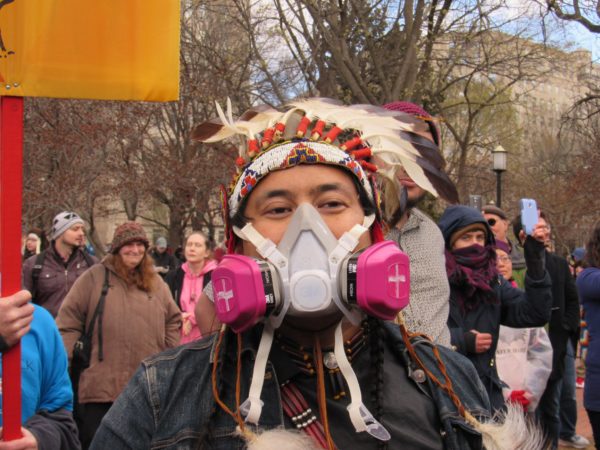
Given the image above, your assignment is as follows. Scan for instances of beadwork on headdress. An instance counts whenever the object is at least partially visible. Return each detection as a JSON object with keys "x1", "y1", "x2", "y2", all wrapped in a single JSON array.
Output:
[{"x1": 192, "y1": 97, "x2": 458, "y2": 219}]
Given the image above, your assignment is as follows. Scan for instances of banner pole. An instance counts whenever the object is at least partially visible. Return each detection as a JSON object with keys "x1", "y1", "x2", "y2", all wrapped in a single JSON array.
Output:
[{"x1": 0, "y1": 95, "x2": 24, "y2": 441}]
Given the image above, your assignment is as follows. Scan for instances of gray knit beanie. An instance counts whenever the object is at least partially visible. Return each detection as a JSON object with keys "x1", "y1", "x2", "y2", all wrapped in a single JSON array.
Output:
[{"x1": 51, "y1": 211, "x2": 84, "y2": 240}]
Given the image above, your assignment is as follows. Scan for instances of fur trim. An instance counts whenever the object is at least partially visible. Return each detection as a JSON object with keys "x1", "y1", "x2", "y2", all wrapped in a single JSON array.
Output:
[
  {"x1": 234, "y1": 405, "x2": 546, "y2": 450},
  {"x1": 236, "y1": 426, "x2": 321, "y2": 450},
  {"x1": 469, "y1": 404, "x2": 548, "y2": 450}
]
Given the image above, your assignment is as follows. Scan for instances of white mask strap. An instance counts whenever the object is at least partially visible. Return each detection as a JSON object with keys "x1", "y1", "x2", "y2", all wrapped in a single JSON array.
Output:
[
  {"x1": 234, "y1": 224, "x2": 287, "y2": 266},
  {"x1": 328, "y1": 213, "x2": 376, "y2": 325},
  {"x1": 240, "y1": 322, "x2": 275, "y2": 425},
  {"x1": 234, "y1": 223, "x2": 291, "y2": 328},
  {"x1": 333, "y1": 322, "x2": 391, "y2": 441}
]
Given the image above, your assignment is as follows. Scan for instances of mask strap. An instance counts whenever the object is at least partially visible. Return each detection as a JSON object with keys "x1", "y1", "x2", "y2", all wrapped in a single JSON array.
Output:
[
  {"x1": 233, "y1": 224, "x2": 286, "y2": 264},
  {"x1": 328, "y1": 213, "x2": 376, "y2": 325},
  {"x1": 234, "y1": 223, "x2": 291, "y2": 328},
  {"x1": 239, "y1": 321, "x2": 275, "y2": 425},
  {"x1": 333, "y1": 322, "x2": 391, "y2": 442},
  {"x1": 332, "y1": 213, "x2": 376, "y2": 255},
  {"x1": 362, "y1": 213, "x2": 376, "y2": 230}
]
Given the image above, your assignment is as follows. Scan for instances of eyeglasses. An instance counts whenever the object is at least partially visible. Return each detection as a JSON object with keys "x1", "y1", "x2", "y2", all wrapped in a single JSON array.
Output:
[
  {"x1": 487, "y1": 218, "x2": 497, "y2": 227},
  {"x1": 497, "y1": 256, "x2": 511, "y2": 264}
]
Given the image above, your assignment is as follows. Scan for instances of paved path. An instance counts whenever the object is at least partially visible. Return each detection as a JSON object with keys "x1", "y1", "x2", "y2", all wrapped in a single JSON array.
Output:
[{"x1": 559, "y1": 386, "x2": 595, "y2": 449}]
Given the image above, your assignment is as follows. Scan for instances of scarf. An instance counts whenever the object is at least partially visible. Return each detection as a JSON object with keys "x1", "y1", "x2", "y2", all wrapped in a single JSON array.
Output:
[{"x1": 445, "y1": 244, "x2": 499, "y2": 313}]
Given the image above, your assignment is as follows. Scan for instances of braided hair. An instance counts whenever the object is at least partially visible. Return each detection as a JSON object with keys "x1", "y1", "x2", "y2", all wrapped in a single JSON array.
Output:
[{"x1": 368, "y1": 317, "x2": 387, "y2": 450}]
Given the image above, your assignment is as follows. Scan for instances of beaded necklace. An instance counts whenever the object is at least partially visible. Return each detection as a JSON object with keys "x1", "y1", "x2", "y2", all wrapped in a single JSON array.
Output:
[{"x1": 275, "y1": 325, "x2": 367, "y2": 400}]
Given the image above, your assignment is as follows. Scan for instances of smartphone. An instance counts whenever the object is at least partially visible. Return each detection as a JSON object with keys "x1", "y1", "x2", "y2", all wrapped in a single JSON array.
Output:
[
  {"x1": 469, "y1": 195, "x2": 482, "y2": 212},
  {"x1": 520, "y1": 198, "x2": 538, "y2": 235}
]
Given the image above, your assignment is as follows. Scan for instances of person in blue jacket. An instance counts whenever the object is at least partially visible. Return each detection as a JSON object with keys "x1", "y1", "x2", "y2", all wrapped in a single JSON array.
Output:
[
  {"x1": 439, "y1": 205, "x2": 552, "y2": 412},
  {"x1": 576, "y1": 221, "x2": 600, "y2": 448},
  {"x1": 0, "y1": 290, "x2": 80, "y2": 450}
]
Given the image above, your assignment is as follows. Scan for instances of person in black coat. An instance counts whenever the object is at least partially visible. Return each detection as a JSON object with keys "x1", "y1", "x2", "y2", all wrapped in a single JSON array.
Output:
[
  {"x1": 513, "y1": 212, "x2": 581, "y2": 449},
  {"x1": 438, "y1": 205, "x2": 552, "y2": 412},
  {"x1": 150, "y1": 237, "x2": 179, "y2": 279}
]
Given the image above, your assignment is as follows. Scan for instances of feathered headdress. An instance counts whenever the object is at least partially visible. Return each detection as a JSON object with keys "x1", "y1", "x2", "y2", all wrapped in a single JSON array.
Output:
[{"x1": 192, "y1": 98, "x2": 458, "y2": 221}]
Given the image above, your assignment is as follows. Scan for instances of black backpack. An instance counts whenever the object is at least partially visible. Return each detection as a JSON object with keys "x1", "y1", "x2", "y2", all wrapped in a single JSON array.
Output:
[{"x1": 30, "y1": 249, "x2": 95, "y2": 301}]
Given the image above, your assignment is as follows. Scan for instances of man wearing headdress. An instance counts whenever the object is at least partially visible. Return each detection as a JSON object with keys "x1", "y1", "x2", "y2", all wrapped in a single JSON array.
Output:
[{"x1": 90, "y1": 99, "x2": 540, "y2": 450}]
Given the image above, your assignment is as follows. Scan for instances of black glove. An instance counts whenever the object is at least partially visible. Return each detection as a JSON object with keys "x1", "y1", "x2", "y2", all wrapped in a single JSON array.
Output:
[
  {"x1": 464, "y1": 331, "x2": 477, "y2": 354},
  {"x1": 523, "y1": 236, "x2": 546, "y2": 280},
  {"x1": 0, "y1": 335, "x2": 9, "y2": 353}
]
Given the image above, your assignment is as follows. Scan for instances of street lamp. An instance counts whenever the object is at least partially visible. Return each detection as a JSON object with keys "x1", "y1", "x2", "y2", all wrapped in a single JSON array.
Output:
[{"x1": 492, "y1": 145, "x2": 507, "y2": 208}]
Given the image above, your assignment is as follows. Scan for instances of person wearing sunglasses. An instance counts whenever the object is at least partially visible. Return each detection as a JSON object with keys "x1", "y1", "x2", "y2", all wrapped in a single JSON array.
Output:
[{"x1": 483, "y1": 204, "x2": 526, "y2": 288}]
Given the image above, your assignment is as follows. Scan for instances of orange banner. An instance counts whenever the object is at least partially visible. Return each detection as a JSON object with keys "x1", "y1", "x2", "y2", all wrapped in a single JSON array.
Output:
[{"x1": 0, "y1": 0, "x2": 179, "y2": 101}]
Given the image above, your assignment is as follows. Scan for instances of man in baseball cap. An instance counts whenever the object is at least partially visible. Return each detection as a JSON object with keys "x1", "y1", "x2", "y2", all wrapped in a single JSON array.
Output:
[
  {"x1": 22, "y1": 211, "x2": 97, "y2": 317},
  {"x1": 482, "y1": 204, "x2": 526, "y2": 287}
]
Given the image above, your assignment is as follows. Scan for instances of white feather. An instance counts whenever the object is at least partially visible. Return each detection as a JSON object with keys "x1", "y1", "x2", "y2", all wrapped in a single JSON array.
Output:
[
  {"x1": 470, "y1": 404, "x2": 548, "y2": 450},
  {"x1": 368, "y1": 134, "x2": 439, "y2": 197},
  {"x1": 362, "y1": 133, "x2": 422, "y2": 158},
  {"x1": 208, "y1": 101, "x2": 284, "y2": 142},
  {"x1": 236, "y1": 427, "x2": 321, "y2": 450},
  {"x1": 226, "y1": 97, "x2": 234, "y2": 126},
  {"x1": 215, "y1": 101, "x2": 234, "y2": 130}
]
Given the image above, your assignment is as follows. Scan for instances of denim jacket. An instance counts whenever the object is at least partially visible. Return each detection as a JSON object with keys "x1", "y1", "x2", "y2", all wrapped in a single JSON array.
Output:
[{"x1": 90, "y1": 322, "x2": 491, "y2": 449}]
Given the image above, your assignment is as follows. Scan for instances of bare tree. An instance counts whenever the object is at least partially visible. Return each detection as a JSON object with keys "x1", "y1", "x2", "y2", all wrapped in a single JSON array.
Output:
[
  {"x1": 546, "y1": 0, "x2": 600, "y2": 32},
  {"x1": 245, "y1": 1, "x2": 556, "y2": 201},
  {"x1": 23, "y1": 98, "x2": 123, "y2": 254}
]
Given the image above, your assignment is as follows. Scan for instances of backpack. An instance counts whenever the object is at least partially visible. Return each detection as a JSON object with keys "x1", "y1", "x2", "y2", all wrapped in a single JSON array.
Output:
[{"x1": 31, "y1": 249, "x2": 95, "y2": 301}]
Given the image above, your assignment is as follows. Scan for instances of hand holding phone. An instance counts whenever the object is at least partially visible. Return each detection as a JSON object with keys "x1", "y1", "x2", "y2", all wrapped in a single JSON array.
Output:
[
  {"x1": 468, "y1": 195, "x2": 482, "y2": 212},
  {"x1": 520, "y1": 198, "x2": 538, "y2": 235}
]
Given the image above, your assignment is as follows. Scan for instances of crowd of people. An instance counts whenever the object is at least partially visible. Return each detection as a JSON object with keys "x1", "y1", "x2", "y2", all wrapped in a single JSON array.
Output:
[{"x1": 0, "y1": 98, "x2": 597, "y2": 450}]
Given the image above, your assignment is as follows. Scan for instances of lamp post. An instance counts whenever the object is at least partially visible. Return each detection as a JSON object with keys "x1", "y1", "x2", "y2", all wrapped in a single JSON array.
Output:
[{"x1": 492, "y1": 145, "x2": 507, "y2": 208}]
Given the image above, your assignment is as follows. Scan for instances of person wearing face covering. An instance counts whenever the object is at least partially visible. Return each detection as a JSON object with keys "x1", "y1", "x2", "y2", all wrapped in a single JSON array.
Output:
[
  {"x1": 90, "y1": 100, "x2": 545, "y2": 450},
  {"x1": 438, "y1": 205, "x2": 552, "y2": 413}
]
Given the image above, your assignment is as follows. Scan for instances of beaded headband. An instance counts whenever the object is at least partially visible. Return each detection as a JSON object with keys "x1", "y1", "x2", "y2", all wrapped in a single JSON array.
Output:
[
  {"x1": 228, "y1": 140, "x2": 373, "y2": 217},
  {"x1": 192, "y1": 98, "x2": 458, "y2": 219}
]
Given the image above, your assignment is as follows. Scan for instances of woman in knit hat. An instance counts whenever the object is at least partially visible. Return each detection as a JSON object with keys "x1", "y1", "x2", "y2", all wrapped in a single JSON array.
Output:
[
  {"x1": 438, "y1": 205, "x2": 552, "y2": 413},
  {"x1": 56, "y1": 221, "x2": 181, "y2": 449}
]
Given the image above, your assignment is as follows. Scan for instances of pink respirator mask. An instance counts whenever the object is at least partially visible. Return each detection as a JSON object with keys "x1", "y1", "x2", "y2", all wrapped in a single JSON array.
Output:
[
  {"x1": 212, "y1": 204, "x2": 410, "y2": 333},
  {"x1": 213, "y1": 204, "x2": 410, "y2": 441}
]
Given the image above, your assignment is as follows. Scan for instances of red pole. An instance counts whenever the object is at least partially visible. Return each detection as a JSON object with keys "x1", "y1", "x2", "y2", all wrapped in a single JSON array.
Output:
[{"x1": 0, "y1": 96, "x2": 24, "y2": 440}]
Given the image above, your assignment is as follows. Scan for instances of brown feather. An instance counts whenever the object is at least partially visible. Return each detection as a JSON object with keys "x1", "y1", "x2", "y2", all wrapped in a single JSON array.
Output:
[
  {"x1": 239, "y1": 104, "x2": 280, "y2": 122},
  {"x1": 191, "y1": 120, "x2": 224, "y2": 141},
  {"x1": 399, "y1": 131, "x2": 446, "y2": 169},
  {"x1": 414, "y1": 155, "x2": 459, "y2": 204}
]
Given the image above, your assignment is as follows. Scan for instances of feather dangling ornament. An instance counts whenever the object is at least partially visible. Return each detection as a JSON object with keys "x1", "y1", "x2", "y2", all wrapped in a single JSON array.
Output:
[{"x1": 464, "y1": 404, "x2": 548, "y2": 450}]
